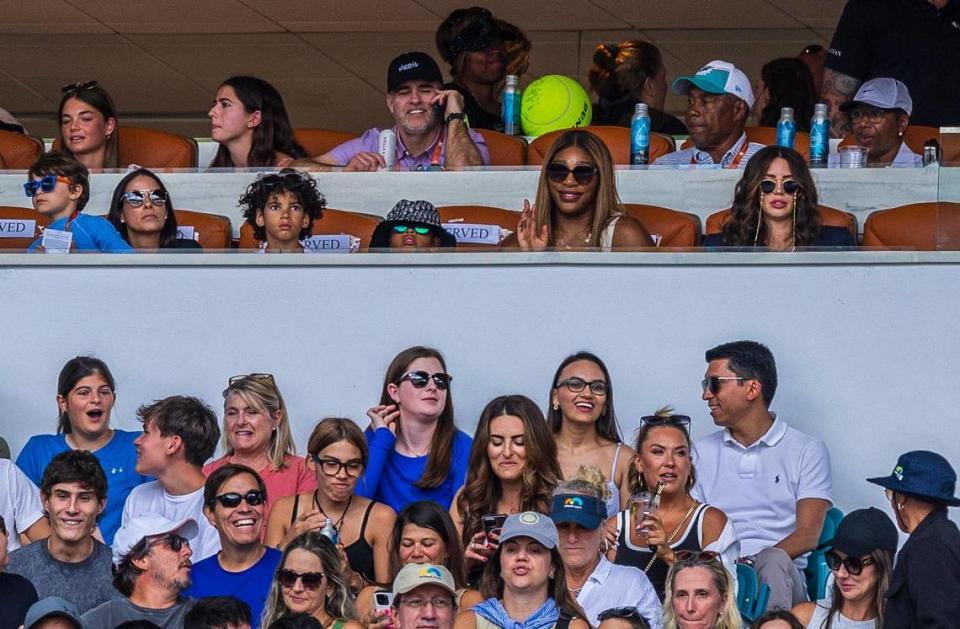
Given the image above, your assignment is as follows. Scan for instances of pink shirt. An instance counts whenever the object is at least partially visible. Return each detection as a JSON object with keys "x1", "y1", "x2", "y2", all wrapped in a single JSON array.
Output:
[{"x1": 204, "y1": 453, "x2": 317, "y2": 525}]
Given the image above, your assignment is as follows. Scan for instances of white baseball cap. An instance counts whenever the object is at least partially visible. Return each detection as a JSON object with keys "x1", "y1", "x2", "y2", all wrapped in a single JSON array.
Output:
[
  {"x1": 672, "y1": 60, "x2": 755, "y2": 107},
  {"x1": 111, "y1": 514, "x2": 198, "y2": 566}
]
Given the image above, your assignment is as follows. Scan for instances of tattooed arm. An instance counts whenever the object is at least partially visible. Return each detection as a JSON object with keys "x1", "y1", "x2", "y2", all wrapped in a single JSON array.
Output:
[{"x1": 821, "y1": 68, "x2": 862, "y2": 138}]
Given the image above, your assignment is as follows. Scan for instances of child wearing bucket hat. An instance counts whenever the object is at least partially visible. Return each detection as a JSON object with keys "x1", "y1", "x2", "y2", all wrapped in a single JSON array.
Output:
[
  {"x1": 369, "y1": 200, "x2": 458, "y2": 249},
  {"x1": 866, "y1": 450, "x2": 960, "y2": 627},
  {"x1": 791, "y1": 507, "x2": 897, "y2": 628}
]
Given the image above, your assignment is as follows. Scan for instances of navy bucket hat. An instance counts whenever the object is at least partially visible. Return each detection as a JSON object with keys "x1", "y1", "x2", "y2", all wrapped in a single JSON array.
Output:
[{"x1": 867, "y1": 450, "x2": 960, "y2": 506}]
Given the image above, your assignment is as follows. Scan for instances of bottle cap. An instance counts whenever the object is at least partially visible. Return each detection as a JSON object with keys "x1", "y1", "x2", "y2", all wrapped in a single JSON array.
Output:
[
  {"x1": 814, "y1": 103, "x2": 828, "y2": 114},
  {"x1": 505, "y1": 75, "x2": 518, "y2": 87},
  {"x1": 780, "y1": 107, "x2": 794, "y2": 118},
  {"x1": 635, "y1": 103, "x2": 648, "y2": 114}
]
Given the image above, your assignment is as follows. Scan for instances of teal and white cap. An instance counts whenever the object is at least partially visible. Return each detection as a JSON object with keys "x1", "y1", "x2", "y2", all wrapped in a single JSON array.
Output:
[{"x1": 672, "y1": 60, "x2": 754, "y2": 107}]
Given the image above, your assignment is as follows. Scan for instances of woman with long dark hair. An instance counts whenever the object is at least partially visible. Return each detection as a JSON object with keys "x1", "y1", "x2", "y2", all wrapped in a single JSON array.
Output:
[
  {"x1": 106, "y1": 168, "x2": 201, "y2": 249},
  {"x1": 753, "y1": 58, "x2": 817, "y2": 132},
  {"x1": 57, "y1": 81, "x2": 119, "y2": 170},
  {"x1": 504, "y1": 130, "x2": 653, "y2": 250},
  {"x1": 208, "y1": 76, "x2": 307, "y2": 168},
  {"x1": 703, "y1": 146, "x2": 856, "y2": 249},
  {"x1": 359, "y1": 346, "x2": 472, "y2": 513}
]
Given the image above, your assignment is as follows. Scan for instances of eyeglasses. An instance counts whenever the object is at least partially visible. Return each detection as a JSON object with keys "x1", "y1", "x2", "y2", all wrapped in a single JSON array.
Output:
[
  {"x1": 210, "y1": 490, "x2": 265, "y2": 509},
  {"x1": 311, "y1": 455, "x2": 364, "y2": 477},
  {"x1": 61, "y1": 80, "x2": 99, "y2": 96},
  {"x1": 23, "y1": 175, "x2": 71, "y2": 197},
  {"x1": 401, "y1": 596, "x2": 454, "y2": 609},
  {"x1": 149, "y1": 533, "x2": 189, "y2": 552},
  {"x1": 825, "y1": 551, "x2": 874, "y2": 575},
  {"x1": 640, "y1": 414, "x2": 691, "y2": 427},
  {"x1": 675, "y1": 550, "x2": 720, "y2": 563},
  {"x1": 122, "y1": 189, "x2": 167, "y2": 207},
  {"x1": 556, "y1": 377, "x2": 608, "y2": 396},
  {"x1": 545, "y1": 163, "x2": 597, "y2": 185},
  {"x1": 849, "y1": 107, "x2": 890, "y2": 124},
  {"x1": 759, "y1": 179, "x2": 801, "y2": 194},
  {"x1": 393, "y1": 225, "x2": 432, "y2": 235},
  {"x1": 885, "y1": 488, "x2": 895, "y2": 502},
  {"x1": 701, "y1": 376, "x2": 744, "y2": 395},
  {"x1": 278, "y1": 568, "x2": 325, "y2": 590},
  {"x1": 397, "y1": 371, "x2": 452, "y2": 390}
]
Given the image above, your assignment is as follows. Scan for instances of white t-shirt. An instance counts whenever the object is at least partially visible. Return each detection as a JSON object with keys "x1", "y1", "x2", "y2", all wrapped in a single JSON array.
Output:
[
  {"x1": 692, "y1": 416, "x2": 832, "y2": 569},
  {"x1": 121, "y1": 481, "x2": 221, "y2": 562},
  {"x1": 1, "y1": 459, "x2": 45, "y2": 551}
]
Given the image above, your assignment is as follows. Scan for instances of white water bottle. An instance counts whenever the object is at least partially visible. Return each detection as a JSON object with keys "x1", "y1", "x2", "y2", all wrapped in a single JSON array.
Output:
[
  {"x1": 630, "y1": 103, "x2": 651, "y2": 166},
  {"x1": 378, "y1": 128, "x2": 397, "y2": 170}
]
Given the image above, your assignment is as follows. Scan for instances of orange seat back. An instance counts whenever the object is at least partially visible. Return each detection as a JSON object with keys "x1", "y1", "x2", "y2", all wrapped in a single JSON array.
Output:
[
  {"x1": 238, "y1": 208, "x2": 379, "y2": 250},
  {"x1": 706, "y1": 205, "x2": 858, "y2": 238},
  {"x1": 119, "y1": 127, "x2": 197, "y2": 169},
  {"x1": 0, "y1": 206, "x2": 47, "y2": 250},
  {"x1": 172, "y1": 210, "x2": 232, "y2": 249},
  {"x1": 862, "y1": 202, "x2": 960, "y2": 250},
  {"x1": 527, "y1": 126, "x2": 673, "y2": 165},
  {"x1": 293, "y1": 128, "x2": 358, "y2": 158},
  {"x1": 0, "y1": 130, "x2": 43, "y2": 169},
  {"x1": 438, "y1": 205, "x2": 518, "y2": 247},
  {"x1": 681, "y1": 126, "x2": 810, "y2": 159},
  {"x1": 622, "y1": 204, "x2": 702, "y2": 247},
  {"x1": 475, "y1": 129, "x2": 527, "y2": 166}
]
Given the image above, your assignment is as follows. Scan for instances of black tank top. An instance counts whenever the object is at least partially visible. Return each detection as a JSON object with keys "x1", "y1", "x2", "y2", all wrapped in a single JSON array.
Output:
[
  {"x1": 613, "y1": 502, "x2": 707, "y2": 600},
  {"x1": 291, "y1": 495, "x2": 377, "y2": 583}
]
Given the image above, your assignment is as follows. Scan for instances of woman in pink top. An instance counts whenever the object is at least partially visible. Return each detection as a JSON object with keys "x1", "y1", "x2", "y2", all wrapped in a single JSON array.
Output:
[{"x1": 204, "y1": 373, "x2": 315, "y2": 524}]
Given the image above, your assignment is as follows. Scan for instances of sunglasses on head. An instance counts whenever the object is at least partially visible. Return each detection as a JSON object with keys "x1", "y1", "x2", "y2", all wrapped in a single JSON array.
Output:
[
  {"x1": 675, "y1": 549, "x2": 720, "y2": 563},
  {"x1": 701, "y1": 376, "x2": 744, "y2": 395},
  {"x1": 122, "y1": 189, "x2": 167, "y2": 207},
  {"x1": 825, "y1": 551, "x2": 874, "y2": 575},
  {"x1": 228, "y1": 373, "x2": 278, "y2": 391},
  {"x1": 150, "y1": 533, "x2": 189, "y2": 552},
  {"x1": 759, "y1": 179, "x2": 801, "y2": 194},
  {"x1": 61, "y1": 80, "x2": 99, "y2": 96},
  {"x1": 278, "y1": 568, "x2": 325, "y2": 590},
  {"x1": 545, "y1": 163, "x2": 597, "y2": 185},
  {"x1": 398, "y1": 370, "x2": 452, "y2": 390},
  {"x1": 23, "y1": 175, "x2": 71, "y2": 197},
  {"x1": 556, "y1": 377, "x2": 608, "y2": 395},
  {"x1": 210, "y1": 490, "x2": 264, "y2": 509},
  {"x1": 393, "y1": 224, "x2": 432, "y2": 235},
  {"x1": 640, "y1": 414, "x2": 691, "y2": 428}
]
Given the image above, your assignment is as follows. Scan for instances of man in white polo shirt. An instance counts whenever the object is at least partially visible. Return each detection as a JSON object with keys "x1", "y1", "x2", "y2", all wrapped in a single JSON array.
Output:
[{"x1": 692, "y1": 340, "x2": 831, "y2": 611}]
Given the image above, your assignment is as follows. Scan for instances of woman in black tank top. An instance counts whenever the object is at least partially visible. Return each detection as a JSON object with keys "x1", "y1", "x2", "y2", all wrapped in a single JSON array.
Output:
[
  {"x1": 265, "y1": 418, "x2": 396, "y2": 589},
  {"x1": 610, "y1": 409, "x2": 733, "y2": 600}
]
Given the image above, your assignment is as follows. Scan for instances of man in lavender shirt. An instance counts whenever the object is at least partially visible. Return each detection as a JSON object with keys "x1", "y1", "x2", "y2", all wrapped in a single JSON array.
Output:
[{"x1": 318, "y1": 52, "x2": 489, "y2": 171}]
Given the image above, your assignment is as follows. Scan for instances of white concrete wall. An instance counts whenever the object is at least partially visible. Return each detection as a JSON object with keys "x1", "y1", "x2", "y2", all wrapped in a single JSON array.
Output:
[{"x1": 2, "y1": 252, "x2": 959, "y2": 527}]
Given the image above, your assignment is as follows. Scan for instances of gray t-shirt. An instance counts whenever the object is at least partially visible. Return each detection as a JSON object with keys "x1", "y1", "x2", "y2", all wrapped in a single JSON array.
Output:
[
  {"x1": 6, "y1": 538, "x2": 120, "y2": 613},
  {"x1": 81, "y1": 597, "x2": 194, "y2": 628}
]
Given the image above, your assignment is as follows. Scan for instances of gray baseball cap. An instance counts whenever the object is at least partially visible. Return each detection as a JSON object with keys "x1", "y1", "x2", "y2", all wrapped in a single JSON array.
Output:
[
  {"x1": 24, "y1": 597, "x2": 82, "y2": 629},
  {"x1": 841, "y1": 78, "x2": 913, "y2": 116},
  {"x1": 499, "y1": 511, "x2": 559, "y2": 549}
]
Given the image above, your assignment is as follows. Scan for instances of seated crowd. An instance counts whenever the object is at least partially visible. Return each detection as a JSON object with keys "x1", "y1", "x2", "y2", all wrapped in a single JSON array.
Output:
[
  {"x1": 3, "y1": 340, "x2": 959, "y2": 629},
  {"x1": 3, "y1": 3, "x2": 946, "y2": 254}
]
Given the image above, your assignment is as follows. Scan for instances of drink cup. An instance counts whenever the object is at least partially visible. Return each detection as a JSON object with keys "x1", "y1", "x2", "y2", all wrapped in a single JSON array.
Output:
[{"x1": 839, "y1": 145, "x2": 867, "y2": 168}]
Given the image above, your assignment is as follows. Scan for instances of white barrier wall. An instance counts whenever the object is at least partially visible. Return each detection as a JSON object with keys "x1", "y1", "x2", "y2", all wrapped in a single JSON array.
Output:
[{"x1": 2, "y1": 251, "x2": 959, "y2": 528}]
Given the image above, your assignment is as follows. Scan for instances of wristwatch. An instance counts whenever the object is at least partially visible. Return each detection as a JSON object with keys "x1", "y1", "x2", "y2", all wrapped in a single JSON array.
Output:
[{"x1": 445, "y1": 112, "x2": 467, "y2": 126}]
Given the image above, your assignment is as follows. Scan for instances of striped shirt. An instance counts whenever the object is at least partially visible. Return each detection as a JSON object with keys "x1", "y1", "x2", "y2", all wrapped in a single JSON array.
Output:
[{"x1": 654, "y1": 133, "x2": 765, "y2": 168}]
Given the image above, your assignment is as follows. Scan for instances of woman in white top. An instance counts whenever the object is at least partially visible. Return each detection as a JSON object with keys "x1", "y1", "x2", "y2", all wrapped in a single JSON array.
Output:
[
  {"x1": 791, "y1": 508, "x2": 897, "y2": 629},
  {"x1": 546, "y1": 352, "x2": 633, "y2": 517},
  {"x1": 504, "y1": 129, "x2": 653, "y2": 250}
]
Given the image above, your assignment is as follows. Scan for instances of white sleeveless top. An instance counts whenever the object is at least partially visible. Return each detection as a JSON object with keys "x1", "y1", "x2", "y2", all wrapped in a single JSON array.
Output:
[
  {"x1": 599, "y1": 216, "x2": 621, "y2": 249},
  {"x1": 806, "y1": 602, "x2": 878, "y2": 629},
  {"x1": 604, "y1": 442, "x2": 623, "y2": 516}
]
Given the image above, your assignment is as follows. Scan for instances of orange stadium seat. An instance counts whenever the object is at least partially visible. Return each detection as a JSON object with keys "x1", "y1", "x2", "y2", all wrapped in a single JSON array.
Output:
[
  {"x1": 622, "y1": 204, "x2": 702, "y2": 247},
  {"x1": 0, "y1": 130, "x2": 43, "y2": 169},
  {"x1": 681, "y1": 126, "x2": 811, "y2": 159},
  {"x1": 862, "y1": 202, "x2": 960, "y2": 250},
  {"x1": 527, "y1": 126, "x2": 674, "y2": 165},
  {"x1": 475, "y1": 129, "x2": 527, "y2": 166},
  {"x1": 173, "y1": 210, "x2": 232, "y2": 249},
  {"x1": 0, "y1": 206, "x2": 47, "y2": 250},
  {"x1": 52, "y1": 126, "x2": 198, "y2": 169},
  {"x1": 438, "y1": 205, "x2": 519, "y2": 247},
  {"x1": 706, "y1": 205, "x2": 858, "y2": 238},
  {"x1": 238, "y1": 208, "x2": 379, "y2": 250},
  {"x1": 293, "y1": 129, "x2": 358, "y2": 158}
]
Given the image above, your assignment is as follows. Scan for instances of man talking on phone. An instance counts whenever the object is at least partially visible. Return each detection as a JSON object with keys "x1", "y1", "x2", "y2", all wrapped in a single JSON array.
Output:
[{"x1": 313, "y1": 52, "x2": 489, "y2": 171}]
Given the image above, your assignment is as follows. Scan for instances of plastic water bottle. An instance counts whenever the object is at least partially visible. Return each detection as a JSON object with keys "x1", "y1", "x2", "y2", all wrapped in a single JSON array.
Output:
[
  {"x1": 320, "y1": 517, "x2": 339, "y2": 545},
  {"x1": 630, "y1": 103, "x2": 651, "y2": 166},
  {"x1": 378, "y1": 129, "x2": 397, "y2": 170},
  {"x1": 502, "y1": 75, "x2": 521, "y2": 136},
  {"x1": 809, "y1": 103, "x2": 829, "y2": 168},
  {"x1": 777, "y1": 107, "x2": 796, "y2": 149}
]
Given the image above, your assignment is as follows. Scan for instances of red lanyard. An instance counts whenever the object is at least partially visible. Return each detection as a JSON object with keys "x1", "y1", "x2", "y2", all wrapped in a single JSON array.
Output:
[{"x1": 690, "y1": 140, "x2": 749, "y2": 168}]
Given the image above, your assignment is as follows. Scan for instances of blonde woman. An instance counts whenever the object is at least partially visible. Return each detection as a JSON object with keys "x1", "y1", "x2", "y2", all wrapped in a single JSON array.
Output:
[
  {"x1": 663, "y1": 551, "x2": 741, "y2": 629},
  {"x1": 205, "y1": 373, "x2": 315, "y2": 523}
]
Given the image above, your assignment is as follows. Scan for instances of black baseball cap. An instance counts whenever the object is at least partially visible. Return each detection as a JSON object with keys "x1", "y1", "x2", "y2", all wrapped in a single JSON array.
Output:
[
  {"x1": 387, "y1": 52, "x2": 443, "y2": 92},
  {"x1": 819, "y1": 508, "x2": 898, "y2": 557}
]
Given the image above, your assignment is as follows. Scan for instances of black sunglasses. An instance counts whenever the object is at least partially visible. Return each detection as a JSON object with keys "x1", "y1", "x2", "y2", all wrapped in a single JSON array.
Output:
[
  {"x1": 556, "y1": 377, "x2": 608, "y2": 395},
  {"x1": 150, "y1": 533, "x2": 189, "y2": 552},
  {"x1": 398, "y1": 371, "x2": 452, "y2": 390},
  {"x1": 759, "y1": 179, "x2": 801, "y2": 194},
  {"x1": 278, "y1": 568, "x2": 325, "y2": 590},
  {"x1": 640, "y1": 414, "x2": 691, "y2": 428},
  {"x1": 701, "y1": 376, "x2": 744, "y2": 395},
  {"x1": 825, "y1": 551, "x2": 874, "y2": 575},
  {"x1": 545, "y1": 163, "x2": 597, "y2": 185},
  {"x1": 675, "y1": 549, "x2": 720, "y2": 563},
  {"x1": 210, "y1": 490, "x2": 265, "y2": 509},
  {"x1": 61, "y1": 80, "x2": 99, "y2": 96}
]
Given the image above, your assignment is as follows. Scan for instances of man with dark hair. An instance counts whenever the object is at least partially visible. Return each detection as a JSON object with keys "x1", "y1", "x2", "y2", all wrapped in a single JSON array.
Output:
[
  {"x1": 693, "y1": 340, "x2": 831, "y2": 611},
  {"x1": 122, "y1": 396, "x2": 222, "y2": 561},
  {"x1": 184, "y1": 596, "x2": 251, "y2": 629},
  {"x1": 7, "y1": 450, "x2": 119, "y2": 613},
  {"x1": 81, "y1": 514, "x2": 197, "y2": 627}
]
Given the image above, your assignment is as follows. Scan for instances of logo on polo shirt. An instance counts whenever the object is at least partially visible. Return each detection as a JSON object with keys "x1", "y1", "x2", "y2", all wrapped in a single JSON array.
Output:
[
  {"x1": 419, "y1": 566, "x2": 442, "y2": 578},
  {"x1": 894, "y1": 465, "x2": 904, "y2": 481},
  {"x1": 563, "y1": 497, "x2": 584, "y2": 509}
]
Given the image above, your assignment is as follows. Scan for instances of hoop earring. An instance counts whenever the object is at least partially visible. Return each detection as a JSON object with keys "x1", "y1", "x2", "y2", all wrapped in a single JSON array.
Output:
[
  {"x1": 753, "y1": 192, "x2": 764, "y2": 246},
  {"x1": 792, "y1": 191, "x2": 798, "y2": 250},
  {"x1": 552, "y1": 402, "x2": 559, "y2": 411}
]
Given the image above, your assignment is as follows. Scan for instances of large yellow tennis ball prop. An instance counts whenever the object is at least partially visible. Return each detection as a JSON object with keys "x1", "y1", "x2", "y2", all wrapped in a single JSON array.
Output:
[{"x1": 520, "y1": 75, "x2": 592, "y2": 138}]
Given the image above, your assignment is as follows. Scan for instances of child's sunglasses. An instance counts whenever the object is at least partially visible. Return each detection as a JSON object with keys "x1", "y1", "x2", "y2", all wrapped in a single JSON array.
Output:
[
  {"x1": 23, "y1": 175, "x2": 71, "y2": 197},
  {"x1": 393, "y1": 224, "x2": 432, "y2": 235}
]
